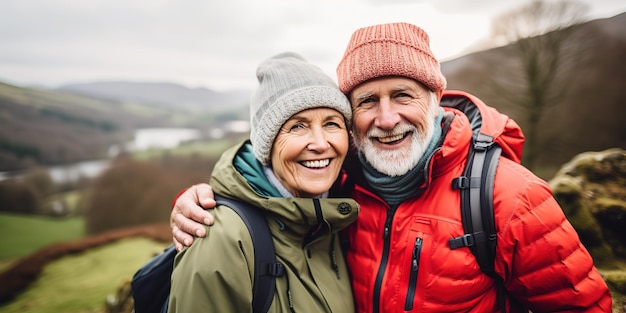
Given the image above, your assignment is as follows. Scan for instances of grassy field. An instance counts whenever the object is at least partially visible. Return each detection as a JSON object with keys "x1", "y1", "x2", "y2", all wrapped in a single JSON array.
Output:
[
  {"x1": 0, "y1": 139, "x2": 241, "y2": 312},
  {"x1": 0, "y1": 237, "x2": 168, "y2": 313},
  {"x1": 0, "y1": 213, "x2": 85, "y2": 260},
  {"x1": 0, "y1": 211, "x2": 170, "y2": 312}
]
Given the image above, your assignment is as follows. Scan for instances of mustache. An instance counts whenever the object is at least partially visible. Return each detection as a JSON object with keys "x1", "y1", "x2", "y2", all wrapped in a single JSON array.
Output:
[{"x1": 366, "y1": 123, "x2": 418, "y2": 138}]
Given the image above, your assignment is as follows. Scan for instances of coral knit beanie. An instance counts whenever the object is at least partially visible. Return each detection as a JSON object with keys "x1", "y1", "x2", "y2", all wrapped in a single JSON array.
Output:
[
  {"x1": 250, "y1": 52, "x2": 352, "y2": 166},
  {"x1": 336, "y1": 22, "x2": 447, "y2": 95}
]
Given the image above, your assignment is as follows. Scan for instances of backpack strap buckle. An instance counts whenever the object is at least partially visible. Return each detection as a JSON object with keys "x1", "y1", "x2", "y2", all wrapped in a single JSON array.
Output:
[
  {"x1": 449, "y1": 234, "x2": 474, "y2": 249},
  {"x1": 449, "y1": 231, "x2": 489, "y2": 249},
  {"x1": 474, "y1": 133, "x2": 495, "y2": 151},
  {"x1": 452, "y1": 176, "x2": 469, "y2": 190},
  {"x1": 266, "y1": 262, "x2": 285, "y2": 277}
]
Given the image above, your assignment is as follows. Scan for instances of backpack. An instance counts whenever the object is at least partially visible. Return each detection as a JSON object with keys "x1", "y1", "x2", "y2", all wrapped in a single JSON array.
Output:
[
  {"x1": 131, "y1": 194, "x2": 284, "y2": 313},
  {"x1": 441, "y1": 91, "x2": 524, "y2": 312}
]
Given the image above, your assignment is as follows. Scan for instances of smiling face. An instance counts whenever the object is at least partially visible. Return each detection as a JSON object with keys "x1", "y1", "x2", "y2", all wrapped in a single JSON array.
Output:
[
  {"x1": 270, "y1": 107, "x2": 349, "y2": 198},
  {"x1": 350, "y1": 76, "x2": 438, "y2": 176}
]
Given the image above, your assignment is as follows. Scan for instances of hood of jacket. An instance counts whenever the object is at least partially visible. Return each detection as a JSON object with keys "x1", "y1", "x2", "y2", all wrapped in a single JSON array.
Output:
[{"x1": 209, "y1": 140, "x2": 359, "y2": 239}]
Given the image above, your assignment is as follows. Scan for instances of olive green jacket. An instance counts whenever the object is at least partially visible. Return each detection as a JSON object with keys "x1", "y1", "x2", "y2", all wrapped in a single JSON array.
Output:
[{"x1": 168, "y1": 140, "x2": 359, "y2": 312}]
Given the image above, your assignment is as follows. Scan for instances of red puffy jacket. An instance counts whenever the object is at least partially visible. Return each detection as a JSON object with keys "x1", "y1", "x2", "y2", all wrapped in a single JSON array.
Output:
[{"x1": 341, "y1": 91, "x2": 612, "y2": 312}]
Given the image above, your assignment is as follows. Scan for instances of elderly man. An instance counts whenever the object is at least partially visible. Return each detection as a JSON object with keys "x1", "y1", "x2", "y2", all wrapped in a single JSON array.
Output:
[{"x1": 169, "y1": 22, "x2": 612, "y2": 312}]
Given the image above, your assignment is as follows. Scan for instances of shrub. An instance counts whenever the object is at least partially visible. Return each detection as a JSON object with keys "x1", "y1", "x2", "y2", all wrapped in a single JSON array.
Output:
[
  {"x1": 84, "y1": 153, "x2": 217, "y2": 235},
  {"x1": 0, "y1": 179, "x2": 40, "y2": 214}
]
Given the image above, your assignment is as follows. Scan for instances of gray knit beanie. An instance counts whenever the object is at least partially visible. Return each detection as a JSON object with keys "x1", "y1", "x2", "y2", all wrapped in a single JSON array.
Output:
[{"x1": 250, "y1": 52, "x2": 352, "y2": 165}]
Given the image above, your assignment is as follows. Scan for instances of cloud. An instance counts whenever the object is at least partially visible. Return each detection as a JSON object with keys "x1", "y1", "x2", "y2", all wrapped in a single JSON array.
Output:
[
  {"x1": 0, "y1": 0, "x2": 623, "y2": 91},
  {"x1": 428, "y1": 0, "x2": 513, "y2": 14}
]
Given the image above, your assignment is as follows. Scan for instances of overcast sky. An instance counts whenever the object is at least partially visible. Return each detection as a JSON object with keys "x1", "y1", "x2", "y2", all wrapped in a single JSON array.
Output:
[{"x1": 1, "y1": 0, "x2": 624, "y2": 92}]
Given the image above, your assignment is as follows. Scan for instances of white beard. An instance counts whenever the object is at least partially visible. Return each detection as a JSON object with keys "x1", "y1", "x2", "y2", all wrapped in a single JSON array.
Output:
[
  {"x1": 353, "y1": 92, "x2": 437, "y2": 177},
  {"x1": 355, "y1": 122, "x2": 433, "y2": 176}
]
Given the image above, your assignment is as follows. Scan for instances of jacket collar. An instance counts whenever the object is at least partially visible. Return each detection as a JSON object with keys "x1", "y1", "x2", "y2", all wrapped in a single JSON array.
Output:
[{"x1": 210, "y1": 140, "x2": 359, "y2": 238}]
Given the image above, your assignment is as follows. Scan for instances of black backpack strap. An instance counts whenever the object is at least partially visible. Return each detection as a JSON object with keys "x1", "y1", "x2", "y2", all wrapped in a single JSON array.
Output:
[
  {"x1": 449, "y1": 133, "x2": 506, "y2": 312},
  {"x1": 214, "y1": 195, "x2": 284, "y2": 313}
]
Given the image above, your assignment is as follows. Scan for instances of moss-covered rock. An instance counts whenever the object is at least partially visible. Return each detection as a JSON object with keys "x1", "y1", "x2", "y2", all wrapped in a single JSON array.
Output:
[
  {"x1": 550, "y1": 175, "x2": 606, "y2": 249},
  {"x1": 550, "y1": 148, "x2": 626, "y2": 308},
  {"x1": 550, "y1": 148, "x2": 626, "y2": 264}
]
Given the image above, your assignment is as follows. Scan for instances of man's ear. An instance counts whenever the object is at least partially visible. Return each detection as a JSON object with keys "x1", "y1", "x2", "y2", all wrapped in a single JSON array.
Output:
[{"x1": 436, "y1": 89, "x2": 444, "y2": 101}]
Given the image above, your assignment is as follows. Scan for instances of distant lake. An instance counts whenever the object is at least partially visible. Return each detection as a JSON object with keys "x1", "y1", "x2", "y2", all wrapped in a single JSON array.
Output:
[
  {"x1": 0, "y1": 127, "x2": 202, "y2": 183},
  {"x1": 46, "y1": 159, "x2": 111, "y2": 183},
  {"x1": 122, "y1": 127, "x2": 201, "y2": 151}
]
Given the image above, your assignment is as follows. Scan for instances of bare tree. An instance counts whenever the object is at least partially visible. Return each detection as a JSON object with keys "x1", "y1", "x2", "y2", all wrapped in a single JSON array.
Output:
[{"x1": 489, "y1": 0, "x2": 590, "y2": 169}]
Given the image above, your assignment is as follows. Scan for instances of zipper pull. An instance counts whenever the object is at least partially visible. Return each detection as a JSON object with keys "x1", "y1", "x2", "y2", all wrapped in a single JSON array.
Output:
[
  {"x1": 383, "y1": 211, "x2": 394, "y2": 239},
  {"x1": 411, "y1": 237, "x2": 423, "y2": 272}
]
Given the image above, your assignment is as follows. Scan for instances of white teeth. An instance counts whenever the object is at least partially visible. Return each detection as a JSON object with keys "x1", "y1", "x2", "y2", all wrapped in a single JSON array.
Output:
[
  {"x1": 378, "y1": 134, "x2": 404, "y2": 143},
  {"x1": 301, "y1": 159, "x2": 330, "y2": 168}
]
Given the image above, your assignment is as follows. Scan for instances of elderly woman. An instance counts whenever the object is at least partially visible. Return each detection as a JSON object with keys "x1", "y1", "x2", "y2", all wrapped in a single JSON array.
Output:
[{"x1": 167, "y1": 52, "x2": 359, "y2": 312}]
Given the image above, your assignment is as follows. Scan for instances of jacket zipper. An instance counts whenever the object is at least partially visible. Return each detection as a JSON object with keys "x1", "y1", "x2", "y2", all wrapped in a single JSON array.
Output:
[
  {"x1": 372, "y1": 207, "x2": 397, "y2": 313},
  {"x1": 369, "y1": 149, "x2": 435, "y2": 312},
  {"x1": 404, "y1": 237, "x2": 423, "y2": 310},
  {"x1": 286, "y1": 273, "x2": 296, "y2": 313}
]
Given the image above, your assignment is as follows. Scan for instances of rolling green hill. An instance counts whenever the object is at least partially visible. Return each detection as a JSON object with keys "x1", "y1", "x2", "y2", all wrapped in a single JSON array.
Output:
[
  {"x1": 0, "y1": 82, "x2": 168, "y2": 170},
  {"x1": 0, "y1": 82, "x2": 248, "y2": 171}
]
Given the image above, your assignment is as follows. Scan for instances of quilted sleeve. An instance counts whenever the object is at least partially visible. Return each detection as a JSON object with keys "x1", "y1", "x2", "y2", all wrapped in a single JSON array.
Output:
[{"x1": 494, "y1": 162, "x2": 612, "y2": 312}]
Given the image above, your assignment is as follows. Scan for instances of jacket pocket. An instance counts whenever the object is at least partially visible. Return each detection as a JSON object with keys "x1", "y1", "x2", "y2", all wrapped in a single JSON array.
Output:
[{"x1": 404, "y1": 236, "x2": 423, "y2": 311}]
